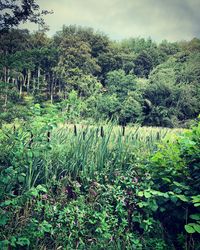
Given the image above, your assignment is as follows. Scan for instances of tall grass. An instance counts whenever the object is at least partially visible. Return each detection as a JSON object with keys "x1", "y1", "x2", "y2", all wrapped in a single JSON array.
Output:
[
  {"x1": 0, "y1": 122, "x2": 185, "y2": 192},
  {"x1": 42, "y1": 124, "x2": 183, "y2": 182}
]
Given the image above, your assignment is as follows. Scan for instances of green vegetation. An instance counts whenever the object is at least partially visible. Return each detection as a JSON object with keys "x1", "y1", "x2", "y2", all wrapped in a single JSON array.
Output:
[
  {"x1": 0, "y1": 26, "x2": 200, "y2": 128},
  {"x1": 0, "y1": 114, "x2": 200, "y2": 249},
  {"x1": 0, "y1": 3, "x2": 200, "y2": 249},
  {"x1": 0, "y1": 0, "x2": 51, "y2": 32}
]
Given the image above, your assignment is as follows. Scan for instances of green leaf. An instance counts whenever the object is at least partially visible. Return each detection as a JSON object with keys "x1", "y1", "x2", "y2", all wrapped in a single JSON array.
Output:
[
  {"x1": 190, "y1": 214, "x2": 200, "y2": 221},
  {"x1": 17, "y1": 237, "x2": 30, "y2": 246},
  {"x1": 138, "y1": 191, "x2": 144, "y2": 197},
  {"x1": 176, "y1": 194, "x2": 189, "y2": 202},
  {"x1": 18, "y1": 175, "x2": 25, "y2": 182},
  {"x1": 193, "y1": 223, "x2": 200, "y2": 233},
  {"x1": 144, "y1": 191, "x2": 151, "y2": 198},
  {"x1": 149, "y1": 200, "x2": 158, "y2": 211},
  {"x1": 27, "y1": 151, "x2": 33, "y2": 158},
  {"x1": 185, "y1": 224, "x2": 195, "y2": 234},
  {"x1": 163, "y1": 193, "x2": 169, "y2": 198},
  {"x1": 192, "y1": 195, "x2": 200, "y2": 203},
  {"x1": 10, "y1": 237, "x2": 17, "y2": 247},
  {"x1": 2, "y1": 199, "x2": 16, "y2": 206},
  {"x1": 162, "y1": 177, "x2": 171, "y2": 183},
  {"x1": 0, "y1": 214, "x2": 8, "y2": 226},
  {"x1": 173, "y1": 181, "x2": 189, "y2": 190},
  {"x1": 194, "y1": 203, "x2": 200, "y2": 207},
  {"x1": 40, "y1": 220, "x2": 52, "y2": 233},
  {"x1": 36, "y1": 185, "x2": 47, "y2": 193},
  {"x1": 29, "y1": 188, "x2": 38, "y2": 197},
  {"x1": 138, "y1": 202, "x2": 147, "y2": 208},
  {"x1": 150, "y1": 190, "x2": 158, "y2": 195}
]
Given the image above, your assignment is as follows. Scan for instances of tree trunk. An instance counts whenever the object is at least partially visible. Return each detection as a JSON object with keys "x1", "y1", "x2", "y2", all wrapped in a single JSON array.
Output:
[
  {"x1": 33, "y1": 78, "x2": 36, "y2": 92},
  {"x1": 4, "y1": 79, "x2": 9, "y2": 109},
  {"x1": 19, "y1": 81, "x2": 22, "y2": 96},
  {"x1": 23, "y1": 73, "x2": 27, "y2": 87},
  {"x1": 4, "y1": 67, "x2": 7, "y2": 83},
  {"x1": 27, "y1": 69, "x2": 31, "y2": 93},
  {"x1": 50, "y1": 74, "x2": 54, "y2": 104},
  {"x1": 37, "y1": 66, "x2": 41, "y2": 89}
]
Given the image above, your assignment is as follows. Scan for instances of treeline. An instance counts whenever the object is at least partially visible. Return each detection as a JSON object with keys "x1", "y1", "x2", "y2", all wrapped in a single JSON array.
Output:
[{"x1": 0, "y1": 25, "x2": 200, "y2": 127}]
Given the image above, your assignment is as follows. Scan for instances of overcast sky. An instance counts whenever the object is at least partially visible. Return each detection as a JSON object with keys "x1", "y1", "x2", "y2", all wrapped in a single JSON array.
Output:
[{"x1": 21, "y1": 0, "x2": 200, "y2": 41}]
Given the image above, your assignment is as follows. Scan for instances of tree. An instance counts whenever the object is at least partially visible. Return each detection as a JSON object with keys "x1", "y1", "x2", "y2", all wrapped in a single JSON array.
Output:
[
  {"x1": 158, "y1": 40, "x2": 180, "y2": 56},
  {"x1": 134, "y1": 50, "x2": 154, "y2": 78},
  {"x1": 72, "y1": 74, "x2": 102, "y2": 98},
  {"x1": 0, "y1": 28, "x2": 30, "y2": 54},
  {"x1": 0, "y1": 0, "x2": 51, "y2": 32},
  {"x1": 97, "y1": 42, "x2": 136, "y2": 83},
  {"x1": 86, "y1": 93, "x2": 120, "y2": 121},
  {"x1": 56, "y1": 36, "x2": 100, "y2": 77},
  {"x1": 120, "y1": 91, "x2": 143, "y2": 124},
  {"x1": 179, "y1": 38, "x2": 200, "y2": 53},
  {"x1": 54, "y1": 25, "x2": 110, "y2": 58},
  {"x1": 119, "y1": 37, "x2": 156, "y2": 54},
  {"x1": 106, "y1": 70, "x2": 137, "y2": 99},
  {"x1": 143, "y1": 53, "x2": 200, "y2": 127}
]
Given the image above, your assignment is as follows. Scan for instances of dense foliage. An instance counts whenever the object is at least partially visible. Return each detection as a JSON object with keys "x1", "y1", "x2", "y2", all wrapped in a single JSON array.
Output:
[
  {"x1": 0, "y1": 26, "x2": 200, "y2": 128},
  {"x1": 0, "y1": 113, "x2": 199, "y2": 249},
  {"x1": 0, "y1": 0, "x2": 51, "y2": 31},
  {"x1": 0, "y1": 19, "x2": 200, "y2": 250}
]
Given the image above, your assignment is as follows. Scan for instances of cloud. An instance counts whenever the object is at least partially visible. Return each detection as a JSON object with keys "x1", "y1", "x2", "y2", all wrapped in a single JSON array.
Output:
[{"x1": 20, "y1": 0, "x2": 200, "y2": 41}]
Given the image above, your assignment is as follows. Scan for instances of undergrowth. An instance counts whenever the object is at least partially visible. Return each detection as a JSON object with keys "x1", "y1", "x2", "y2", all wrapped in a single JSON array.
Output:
[{"x1": 0, "y1": 116, "x2": 199, "y2": 249}]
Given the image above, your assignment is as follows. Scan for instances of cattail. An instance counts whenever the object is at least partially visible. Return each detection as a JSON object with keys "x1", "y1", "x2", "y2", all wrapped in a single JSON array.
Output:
[
  {"x1": 47, "y1": 131, "x2": 51, "y2": 142},
  {"x1": 74, "y1": 125, "x2": 77, "y2": 136},
  {"x1": 156, "y1": 131, "x2": 160, "y2": 140},
  {"x1": 83, "y1": 131, "x2": 86, "y2": 140},
  {"x1": 100, "y1": 126, "x2": 104, "y2": 137},
  {"x1": 122, "y1": 126, "x2": 125, "y2": 136},
  {"x1": 29, "y1": 132, "x2": 33, "y2": 147},
  {"x1": 13, "y1": 125, "x2": 16, "y2": 133}
]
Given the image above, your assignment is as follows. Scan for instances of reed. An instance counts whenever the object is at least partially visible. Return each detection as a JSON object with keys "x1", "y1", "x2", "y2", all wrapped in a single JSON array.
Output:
[{"x1": 1, "y1": 122, "x2": 184, "y2": 192}]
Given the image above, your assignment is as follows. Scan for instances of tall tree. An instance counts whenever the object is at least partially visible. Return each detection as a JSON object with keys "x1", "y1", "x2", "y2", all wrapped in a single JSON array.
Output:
[{"x1": 0, "y1": 0, "x2": 51, "y2": 32}]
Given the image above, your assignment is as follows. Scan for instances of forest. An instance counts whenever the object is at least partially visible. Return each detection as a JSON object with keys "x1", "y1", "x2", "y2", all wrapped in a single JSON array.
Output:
[
  {"x1": 0, "y1": 1, "x2": 200, "y2": 249},
  {"x1": 0, "y1": 26, "x2": 200, "y2": 127}
]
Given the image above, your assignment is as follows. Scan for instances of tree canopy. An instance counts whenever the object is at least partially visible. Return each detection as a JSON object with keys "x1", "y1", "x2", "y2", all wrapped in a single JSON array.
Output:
[
  {"x1": 0, "y1": 0, "x2": 51, "y2": 32},
  {"x1": 0, "y1": 25, "x2": 199, "y2": 127}
]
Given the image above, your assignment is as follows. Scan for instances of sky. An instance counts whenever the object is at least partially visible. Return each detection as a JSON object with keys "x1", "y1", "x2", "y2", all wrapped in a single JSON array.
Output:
[{"x1": 21, "y1": 0, "x2": 200, "y2": 42}]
